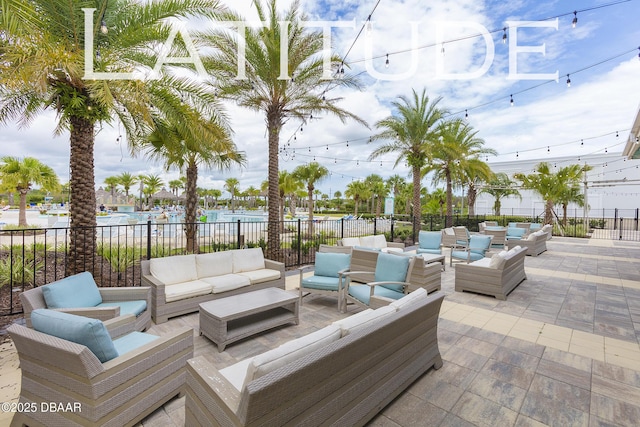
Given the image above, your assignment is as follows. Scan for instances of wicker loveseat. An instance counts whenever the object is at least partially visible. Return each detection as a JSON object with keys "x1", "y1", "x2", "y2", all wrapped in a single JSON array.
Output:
[
  {"x1": 454, "y1": 246, "x2": 528, "y2": 300},
  {"x1": 516, "y1": 230, "x2": 549, "y2": 256},
  {"x1": 337, "y1": 234, "x2": 405, "y2": 252},
  {"x1": 184, "y1": 289, "x2": 444, "y2": 426},
  {"x1": 141, "y1": 248, "x2": 285, "y2": 324}
]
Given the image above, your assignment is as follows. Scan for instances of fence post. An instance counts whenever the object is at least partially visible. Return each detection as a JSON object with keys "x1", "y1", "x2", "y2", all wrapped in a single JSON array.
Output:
[
  {"x1": 373, "y1": 217, "x2": 377, "y2": 235},
  {"x1": 619, "y1": 217, "x2": 624, "y2": 240},
  {"x1": 146, "y1": 220, "x2": 152, "y2": 260},
  {"x1": 297, "y1": 218, "x2": 301, "y2": 266},
  {"x1": 236, "y1": 219, "x2": 241, "y2": 249},
  {"x1": 635, "y1": 208, "x2": 639, "y2": 231},
  {"x1": 614, "y1": 208, "x2": 618, "y2": 230},
  {"x1": 390, "y1": 216, "x2": 395, "y2": 240},
  {"x1": 340, "y1": 218, "x2": 344, "y2": 239}
]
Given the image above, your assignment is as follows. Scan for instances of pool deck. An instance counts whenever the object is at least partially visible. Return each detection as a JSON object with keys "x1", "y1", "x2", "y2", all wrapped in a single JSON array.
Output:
[{"x1": 1, "y1": 236, "x2": 639, "y2": 426}]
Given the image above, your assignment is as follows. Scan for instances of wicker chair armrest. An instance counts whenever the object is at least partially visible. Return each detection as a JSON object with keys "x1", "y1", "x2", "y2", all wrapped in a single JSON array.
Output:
[
  {"x1": 104, "y1": 314, "x2": 137, "y2": 338},
  {"x1": 102, "y1": 327, "x2": 193, "y2": 372},
  {"x1": 141, "y1": 274, "x2": 165, "y2": 290},
  {"x1": 99, "y1": 287, "x2": 151, "y2": 302},
  {"x1": 187, "y1": 356, "x2": 241, "y2": 416},
  {"x1": 366, "y1": 281, "x2": 410, "y2": 290},
  {"x1": 341, "y1": 270, "x2": 370, "y2": 277},
  {"x1": 264, "y1": 258, "x2": 285, "y2": 273},
  {"x1": 386, "y1": 242, "x2": 405, "y2": 249},
  {"x1": 55, "y1": 306, "x2": 120, "y2": 321},
  {"x1": 297, "y1": 264, "x2": 315, "y2": 273}
]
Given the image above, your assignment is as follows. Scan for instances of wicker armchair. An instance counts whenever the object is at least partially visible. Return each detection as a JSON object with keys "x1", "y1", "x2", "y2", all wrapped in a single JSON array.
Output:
[{"x1": 8, "y1": 313, "x2": 192, "y2": 427}]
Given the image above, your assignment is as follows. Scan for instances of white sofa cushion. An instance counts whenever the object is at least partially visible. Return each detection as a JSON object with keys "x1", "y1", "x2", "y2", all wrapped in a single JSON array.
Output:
[
  {"x1": 470, "y1": 258, "x2": 493, "y2": 268},
  {"x1": 359, "y1": 235, "x2": 378, "y2": 248},
  {"x1": 196, "y1": 252, "x2": 233, "y2": 278},
  {"x1": 505, "y1": 246, "x2": 522, "y2": 259},
  {"x1": 219, "y1": 357, "x2": 254, "y2": 391},
  {"x1": 372, "y1": 235, "x2": 388, "y2": 248},
  {"x1": 342, "y1": 237, "x2": 361, "y2": 247},
  {"x1": 390, "y1": 288, "x2": 427, "y2": 310},
  {"x1": 232, "y1": 248, "x2": 265, "y2": 273},
  {"x1": 488, "y1": 251, "x2": 507, "y2": 269},
  {"x1": 332, "y1": 305, "x2": 397, "y2": 336},
  {"x1": 150, "y1": 254, "x2": 197, "y2": 285},
  {"x1": 200, "y1": 274, "x2": 251, "y2": 293},
  {"x1": 381, "y1": 247, "x2": 404, "y2": 253},
  {"x1": 244, "y1": 324, "x2": 342, "y2": 389},
  {"x1": 237, "y1": 269, "x2": 281, "y2": 285},
  {"x1": 164, "y1": 280, "x2": 212, "y2": 302}
]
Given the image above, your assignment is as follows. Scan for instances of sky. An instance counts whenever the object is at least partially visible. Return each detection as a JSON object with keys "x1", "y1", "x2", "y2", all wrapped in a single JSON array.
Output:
[{"x1": 2, "y1": 0, "x2": 640, "y2": 199}]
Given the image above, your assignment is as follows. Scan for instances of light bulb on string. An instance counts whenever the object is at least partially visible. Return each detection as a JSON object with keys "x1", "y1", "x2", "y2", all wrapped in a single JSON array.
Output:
[
  {"x1": 464, "y1": 110, "x2": 468, "y2": 120},
  {"x1": 502, "y1": 27, "x2": 507, "y2": 44},
  {"x1": 516, "y1": 151, "x2": 519, "y2": 158},
  {"x1": 580, "y1": 139, "x2": 584, "y2": 146},
  {"x1": 572, "y1": 11, "x2": 578, "y2": 28},
  {"x1": 547, "y1": 146, "x2": 550, "y2": 153},
  {"x1": 616, "y1": 131, "x2": 619, "y2": 137},
  {"x1": 566, "y1": 74, "x2": 571, "y2": 88},
  {"x1": 605, "y1": 147, "x2": 608, "y2": 153},
  {"x1": 510, "y1": 94, "x2": 514, "y2": 106},
  {"x1": 346, "y1": 141, "x2": 349, "y2": 147},
  {"x1": 100, "y1": 20, "x2": 108, "y2": 34},
  {"x1": 357, "y1": 160, "x2": 359, "y2": 166},
  {"x1": 441, "y1": 43, "x2": 445, "y2": 55},
  {"x1": 326, "y1": 144, "x2": 329, "y2": 150},
  {"x1": 385, "y1": 54, "x2": 389, "y2": 68}
]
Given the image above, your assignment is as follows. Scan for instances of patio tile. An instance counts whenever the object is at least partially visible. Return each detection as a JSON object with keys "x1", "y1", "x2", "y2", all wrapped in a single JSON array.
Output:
[
  {"x1": 519, "y1": 389, "x2": 589, "y2": 427},
  {"x1": 442, "y1": 346, "x2": 489, "y2": 372},
  {"x1": 590, "y1": 393, "x2": 640, "y2": 426},
  {"x1": 455, "y1": 335, "x2": 498, "y2": 358},
  {"x1": 451, "y1": 391, "x2": 518, "y2": 427},
  {"x1": 408, "y1": 377, "x2": 465, "y2": 411},
  {"x1": 382, "y1": 391, "x2": 448, "y2": 427},
  {"x1": 592, "y1": 360, "x2": 640, "y2": 387},
  {"x1": 528, "y1": 374, "x2": 591, "y2": 412},
  {"x1": 467, "y1": 372, "x2": 527, "y2": 411},
  {"x1": 481, "y1": 358, "x2": 536, "y2": 390}
]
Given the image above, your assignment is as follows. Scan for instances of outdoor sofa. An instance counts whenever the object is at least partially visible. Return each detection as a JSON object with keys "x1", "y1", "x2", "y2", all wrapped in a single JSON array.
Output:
[
  {"x1": 516, "y1": 230, "x2": 549, "y2": 256},
  {"x1": 184, "y1": 289, "x2": 444, "y2": 426},
  {"x1": 454, "y1": 245, "x2": 528, "y2": 300},
  {"x1": 141, "y1": 248, "x2": 285, "y2": 324},
  {"x1": 337, "y1": 234, "x2": 405, "y2": 253}
]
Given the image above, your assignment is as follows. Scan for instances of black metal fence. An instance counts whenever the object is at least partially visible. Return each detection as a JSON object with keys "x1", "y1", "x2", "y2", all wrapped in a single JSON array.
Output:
[{"x1": 2, "y1": 211, "x2": 638, "y2": 317}]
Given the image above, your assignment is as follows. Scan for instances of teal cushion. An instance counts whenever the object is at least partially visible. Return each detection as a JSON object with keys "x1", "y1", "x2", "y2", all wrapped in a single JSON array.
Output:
[
  {"x1": 469, "y1": 235, "x2": 492, "y2": 255},
  {"x1": 301, "y1": 275, "x2": 344, "y2": 291},
  {"x1": 374, "y1": 253, "x2": 410, "y2": 291},
  {"x1": 97, "y1": 300, "x2": 147, "y2": 317},
  {"x1": 31, "y1": 309, "x2": 118, "y2": 363},
  {"x1": 348, "y1": 284, "x2": 404, "y2": 305},
  {"x1": 506, "y1": 227, "x2": 526, "y2": 239},
  {"x1": 451, "y1": 250, "x2": 485, "y2": 262},
  {"x1": 112, "y1": 331, "x2": 159, "y2": 355},
  {"x1": 417, "y1": 248, "x2": 442, "y2": 255},
  {"x1": 313, "y1": 252, "x2": 351, "y2": 278},
  {"x1": 41, "y1": 272, "x2": 102, "y2": 309},
  {"x1": 418, "y1": 231, "x2": 441, "y2": 250},
  {"x1": 529, "y1": 223, "x2": 542, "y2": 231},
  {"x1": 354, "y1": 246, "x2": 381, "y2": 251}
]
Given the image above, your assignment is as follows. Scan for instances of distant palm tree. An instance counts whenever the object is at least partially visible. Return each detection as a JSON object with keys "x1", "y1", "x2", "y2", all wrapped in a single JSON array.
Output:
[
  {"x1": 0, "y1": 156, "x2": 60, "y2": 226},
  {"x1": 0, "y1": 0, "x2": 220, "y2": 273},
  {"x1": 117, "y1": 172, "x2": 138, "y2": 203},
  {"x1": 345, "y1": 180, "x2": 369, "y2": 217},
  {"x1": 424, "y1": 118, "x2": 496, "y2": 226},
  {"x1": 365, "y1": 174, "x2": 388, "y2": 217},
  {"x1": 104, "y1": 176, "x2": 120, "y2": 203},
  {"x1": 141, "y1": 174, "x2": 164, "y2": 206},
  {"x1": 479, "y1": 173, "x2": 521, "y2": 216},
  {"x1": 168, "y1": 180, "x2": 184, "y2": 199},
  {"x1": 460, "y1": 158, "x2": 493, "y2": 216},
  {"x1": 386, "y1": 174, "x2": 406, "y2": 215},
  {"x1": 224, "y1": 178, "x2": 240, "y2": 213},
  {"x1": 278, "y1": 171, "x2": 302, "y2": 222},
  {"x1": 293, "y1": 162, "x2": 328, "y2": 235},
  {"x1": 200, "y1": 0, "x2": 366, "y2": 259},
  {"x1": 370, "y1": 89, "x2": 447, "y2": 236},
  {"x1": 431, "y1": 188, "x2": 447, "y2": 217}
]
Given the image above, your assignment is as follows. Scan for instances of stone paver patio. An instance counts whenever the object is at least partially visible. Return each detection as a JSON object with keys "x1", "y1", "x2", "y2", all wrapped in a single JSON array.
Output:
[{"x1": 1, "y1": 236, "x2": 639, "y2": 426}]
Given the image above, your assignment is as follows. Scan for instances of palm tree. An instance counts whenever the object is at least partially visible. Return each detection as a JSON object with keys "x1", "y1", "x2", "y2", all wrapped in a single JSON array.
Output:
[
  {"x1": 369, "y1": 89, "x2": 447, "y2": 236},
  {"x1": 460, "y1": 158, "x2": 493, "y2": 216},
  {"x1": 293, "y1": 162, "x2": 328, "y2": 235},
  {"x1": 141, "y1": 115, "x2": 245, "y2": 252},
  {"x1": 479, "y1": 172, "x2": 521, "y2": 216},
  {"x1": 141, "y1": 174, "x2": 164, "y2": 206},
  {"x1": 224, "y1": 178, "x2": 240, "y2": 213},
  {"x1": 278, "y1": 171, "x2": 302, "y2": 222},
  {"x1": 513, "y1": 162, "x2": 587, "y2": 225},
  {"x1": 431, "y1": 188, "x2": 447, "y2": 217},
  {"x1": 200, "y1": 0, "x2": 366, "y2": 260},
  {"x1": 423, "y1": 118, "x2": 496, "y2": 226},
  {"x1": 117, "y1": 172, "x2": 137, "y2": 203},
  {"x1": 0, "y1": 0, "x2": 220, "y2": 273},
  {"x1": 103, "y1": 176, "x2": 120, "y2": 203},
  {"x1": 168, "y1": 179, "x2": 184, "y2": 199},
  {"x1": 0, "y1": 157, "x2": 60, "y2": 226},
  {"x1": 209, "y1": 188, "x2": 222, "y2": 208},
  {"x1": 365, "y1": 174, "x2": 388, "y2": 217},
  {"x1": 345, "y1": 180, "x2": 369, "y2": 217}
]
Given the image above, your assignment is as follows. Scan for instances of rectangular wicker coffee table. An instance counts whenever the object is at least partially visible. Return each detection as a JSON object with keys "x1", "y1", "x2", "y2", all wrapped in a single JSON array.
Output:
[
  {"x1": 419, "y1": 253, "x2": 446, "y2": 271},
  {"x1": 199, "y1": 287, "x2": 299, "y2": 351}
]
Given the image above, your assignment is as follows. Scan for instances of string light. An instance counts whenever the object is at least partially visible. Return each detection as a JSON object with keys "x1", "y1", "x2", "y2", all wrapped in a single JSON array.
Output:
[
  {"x1": 566, "y1": 74, "x2": 571, "y2": 88},
  {"x1": 100, "y1": 20, "x2": 108, "y2": 34},
  {"x1": 510, "y1": 94, "x2": 514, "y2": 106},
  {"x1": 547, "y1": 146, "x2": 550, "y2": 153},
  {"x1": 464, "y1": 110, "x2": 469, "y2": 119},
  {"x1": 502, "y1": 27, "x2": 507, "y2": 44},
  {"x1": 572, "y1": 11, "x2": 578, "y2": 28},
  {"x1": 385, "y1": 54, "x2": 389, "y2": 68},
  {"x1": 441, "y1": 43, "x2": 445, "y2": 55}
]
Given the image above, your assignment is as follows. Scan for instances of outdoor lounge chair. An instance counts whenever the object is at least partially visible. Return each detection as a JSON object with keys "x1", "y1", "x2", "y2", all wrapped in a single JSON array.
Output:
[
  {"x1": 299, "y1": 251, "x2": 351, "y2": 311},
  {"x1": 416, "y1": 230, "x2": 443, "y2": 255},
  {"x1": 450, "y1": 234, "x2": 493, "y2": 266},
  {"x1": 20, "y1": 271, "x2": 151, "y2": 338},
  {"x1": 342, "y1": 252, "x2": 416, "y2": 311},
  {"x1": 8, "y1": 309, "x2": 193, "y2": 427}
]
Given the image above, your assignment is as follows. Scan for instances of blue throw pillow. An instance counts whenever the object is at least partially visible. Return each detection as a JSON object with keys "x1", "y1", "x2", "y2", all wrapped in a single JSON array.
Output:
[
  {"x1": 31, "y1": 309, "x2": 118, "y2": 363},
  {"x1": 507, "y1": 227, "x2": 526, "y2": 238},
  {"x1": 41, "y1": 271, "x2": 102, "y2": 309},
  {"x1": 418, "y1": 231, "x2": 441, "y2": 249},
  {"x1": 314, "y1": 252, "x2": 351, "y2": 278}
]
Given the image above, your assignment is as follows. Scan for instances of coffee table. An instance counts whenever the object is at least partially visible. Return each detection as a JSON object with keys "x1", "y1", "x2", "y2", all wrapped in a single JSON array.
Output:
[
  {"x1": 418, "y1": 253, "x2": 446, "y2": 271},
  {"x1": 199, "y1": 287, "x2": 299, "y2": 351}
]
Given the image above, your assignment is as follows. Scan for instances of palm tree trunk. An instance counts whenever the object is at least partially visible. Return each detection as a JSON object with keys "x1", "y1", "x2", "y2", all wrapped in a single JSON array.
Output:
[
  {"x1": 307, "y1": 188, "x2": 314, "y2": 236},
  {"x1": 468, "y1": 185, "x2": 476, "y2": 216},
  {"x1": 545, "y1": 199, "x2": 554, "y2": 225},
  {"x1": 185, "y1": 162, "x2": 198, "y2": 253},
  {"x1": 266, "y1": 108, "x2": 282, "y2": 261},
  {"x1": 412, "y1": 165, "x2": 421, "y2": 239},
  {"x1": 354, "y1": 198, "x2": 359, "y2": 217},
  {"x1": 68, "y1": 116, "x2": 97, "y2": 275},
  {"x1": 18, "y1": 189, "x2": 28, "y2": 227}
]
